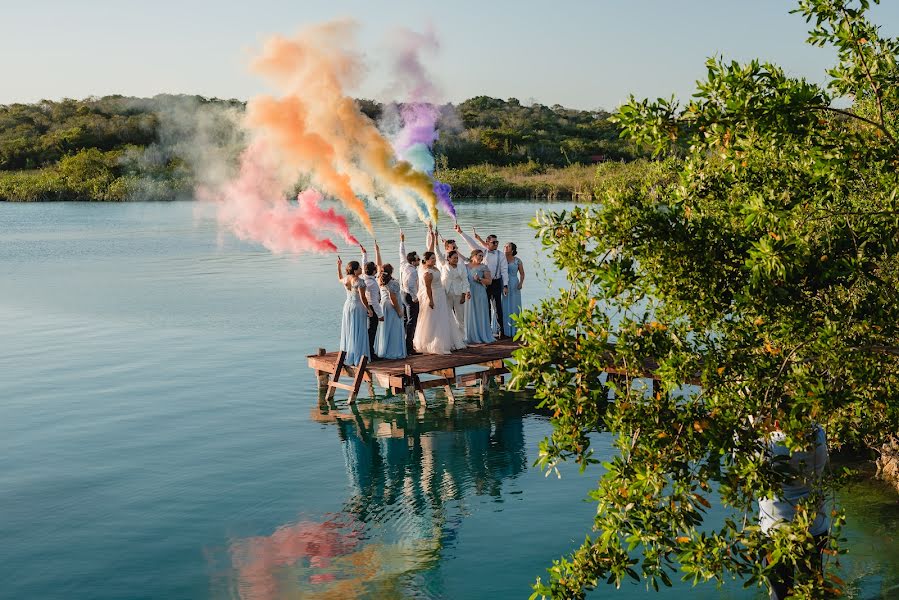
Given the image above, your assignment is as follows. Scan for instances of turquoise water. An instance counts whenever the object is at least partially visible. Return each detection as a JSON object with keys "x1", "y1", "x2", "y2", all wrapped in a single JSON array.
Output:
[{"x1": 1, "y1": 201, "x2": 897, "y2": 599}]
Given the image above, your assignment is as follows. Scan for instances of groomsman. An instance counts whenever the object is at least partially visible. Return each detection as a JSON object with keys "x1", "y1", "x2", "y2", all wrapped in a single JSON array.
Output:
[
  {"x1": 398, "y1": 231, "x2": 421, "y2": 355},
  {"x1": 456, "y1": 224, "x2": 509, "y2": 338},
  {"x1": 361, "y1": 243, "x2": 384, "y2": 360}
]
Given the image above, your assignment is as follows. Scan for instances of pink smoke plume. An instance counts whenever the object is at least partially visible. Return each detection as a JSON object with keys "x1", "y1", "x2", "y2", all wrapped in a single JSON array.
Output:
[
  {"x1": 388, "y1": 28, "x2": 456, "y2": 220},
  {"x1": 206, "y1": 142, "x2": 357, "y2": 254},
  {"x1": 230, "y1": 519, "x2": 361, "y2": 600}
]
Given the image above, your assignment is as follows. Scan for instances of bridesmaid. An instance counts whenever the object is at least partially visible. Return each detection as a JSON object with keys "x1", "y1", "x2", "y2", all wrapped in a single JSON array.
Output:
[
  {"x1": 502, "y1": 242, "x2": 525, "y2": 337},
  {"x1": 375, "y1": 264, "x2": 406, "y2": 359},
  {"x1": 465, "y1": 249, "x2": 494, "y2": 344},
  {"x1": 337, "y1": 256, "x2": 374, "y2": 365}
]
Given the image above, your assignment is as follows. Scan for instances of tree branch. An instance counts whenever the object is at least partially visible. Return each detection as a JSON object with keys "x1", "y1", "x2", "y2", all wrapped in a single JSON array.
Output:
[
  {"x1": 840, "y1": 8, "x2": 887, "y2": 134},
  {"x1": 805, "y1": 105, "x2": 896, "y2": 143}
]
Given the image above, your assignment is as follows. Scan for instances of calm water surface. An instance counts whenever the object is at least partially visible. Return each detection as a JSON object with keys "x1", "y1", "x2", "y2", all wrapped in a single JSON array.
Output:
[{"x1": 1, "y1": 201, "x2": 897, "y2": 600}]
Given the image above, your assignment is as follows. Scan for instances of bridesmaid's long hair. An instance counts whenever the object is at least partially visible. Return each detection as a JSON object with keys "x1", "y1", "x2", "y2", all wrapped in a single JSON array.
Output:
[
  {"x1": 422, "y1": 251, "x2": 435, "y2": 264},
  {"x1": 345, "y1": 261, "x2": 360, "y2": 276},
  {"x1": 379, "y1": 264, "x2": 394, "y2": 286}
]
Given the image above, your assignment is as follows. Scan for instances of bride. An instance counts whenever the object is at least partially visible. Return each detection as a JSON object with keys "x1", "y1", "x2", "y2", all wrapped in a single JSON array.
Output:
[{"x1": 413, "y1": 227, "x2": 466, "y2": 354}]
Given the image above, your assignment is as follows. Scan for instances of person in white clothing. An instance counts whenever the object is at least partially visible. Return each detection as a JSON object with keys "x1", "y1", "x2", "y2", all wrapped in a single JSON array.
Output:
[
  {"x1": 435, "y1": 240, "x2": 470, "y2": 344},
  {"x1": 413, "y1": 226, "x2": 465, "y2": 354},
  {"x1": 360, "y1": 243, "x2": 384, "y2": 359},
  {"x1": 399, "y1": 232, "x2": 422, "y2": 354},
  {"x1": 455, "y1": 224, "x2": 509, "y2": 337}
]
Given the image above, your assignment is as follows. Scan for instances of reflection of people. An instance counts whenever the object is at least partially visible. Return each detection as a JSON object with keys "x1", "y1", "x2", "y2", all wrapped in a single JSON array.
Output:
[
  {"x1": 759, "y1": 423, "x2": 830, "y2": 600},
  {"x1": 501, "y1": 242, "x2": 525, "y2": 337},
  {"x1": 336, "y1": 258, "x2": 373, "y2": 365}
]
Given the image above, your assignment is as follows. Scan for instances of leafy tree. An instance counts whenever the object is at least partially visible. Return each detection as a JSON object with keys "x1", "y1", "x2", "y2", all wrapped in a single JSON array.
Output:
[{"x1": 511, "y1": 1, "x2": 899, "y2": 598}]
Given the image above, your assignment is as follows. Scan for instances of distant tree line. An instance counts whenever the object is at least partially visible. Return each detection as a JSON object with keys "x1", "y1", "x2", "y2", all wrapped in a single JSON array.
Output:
[{"x1": 0, "y1": 94, "x2": 640, "y2": 201}]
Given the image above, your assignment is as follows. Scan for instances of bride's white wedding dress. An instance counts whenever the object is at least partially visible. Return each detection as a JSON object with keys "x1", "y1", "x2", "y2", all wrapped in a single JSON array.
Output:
[{"x1": 413, "y1": 266, "x2": 466, "y2": 354}]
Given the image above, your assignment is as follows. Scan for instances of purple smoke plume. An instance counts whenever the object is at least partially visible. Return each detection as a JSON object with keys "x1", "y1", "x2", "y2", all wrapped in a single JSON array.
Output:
[{"x1": 389, "y1": 28, "x2": 456, "y2": 220}]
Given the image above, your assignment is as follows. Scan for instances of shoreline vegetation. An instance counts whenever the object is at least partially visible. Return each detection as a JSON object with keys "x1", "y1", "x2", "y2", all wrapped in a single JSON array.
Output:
[{"x1": 0, "y1": 94, "x2": 648, "y2": 203}]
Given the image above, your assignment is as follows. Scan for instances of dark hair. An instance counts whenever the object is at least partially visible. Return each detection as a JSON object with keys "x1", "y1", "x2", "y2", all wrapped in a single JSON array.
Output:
[
  {"x1": 422, "y1": 251, "x2": 435, "y2": 262},
  {"x1": 469, "y1": 249, "x2": 483, "y2": 260},
  {"x1": 507, "y1": 242, "x2": 518, "y2": 256},
  {"x1": 345, "y1": 260, "x2": 360, "y2": 276},
  {"x1": 382, "y1": 263, "x2": 394, "y2": 275},
  {"x1": 364, "y1": 261, "x2": 377, "y2": 276},
  {"x1": 486, "y1": 234, "x2": 498, "y2": 243},
  {"x1": 447, "y1": 250, "x2": 458, "y2": 260},
  {"x1": 406, "y1": 251, "x2": 419, "y2": 263},
  {"x1": 444, "y1": 239, "x2": 456, "y2": 249},
  {"x1": 379, "y1": 270, "x2": 393, "y2": 286}
]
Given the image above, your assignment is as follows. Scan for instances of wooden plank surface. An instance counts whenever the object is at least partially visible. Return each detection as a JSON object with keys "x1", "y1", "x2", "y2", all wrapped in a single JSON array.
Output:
[{"x1": 307, "y1": 339, "x2": 522, "y2": 376}]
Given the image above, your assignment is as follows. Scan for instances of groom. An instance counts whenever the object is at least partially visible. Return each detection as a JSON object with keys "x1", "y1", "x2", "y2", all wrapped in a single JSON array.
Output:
[
  {"x1": 456, "y1": 224, "x2": 509, "y2": 338},
  {"x1": 398, "y1": 231, "x2": 421, "y2": 355}
]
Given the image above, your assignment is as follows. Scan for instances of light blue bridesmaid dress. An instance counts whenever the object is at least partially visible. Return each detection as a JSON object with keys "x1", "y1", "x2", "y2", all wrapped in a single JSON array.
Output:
[
  {"x1": 502, "y1": 257, "x2": 522, "y2": 337},
  {"x1": 339, "y1": 278, "x2": 371, "y2": 364},
  {"x1": 375, "y1": 279, "x2": 407, "y2": 360},
  {"x1": 465, "y1": 264, "x2": 494, "y2": 344}
]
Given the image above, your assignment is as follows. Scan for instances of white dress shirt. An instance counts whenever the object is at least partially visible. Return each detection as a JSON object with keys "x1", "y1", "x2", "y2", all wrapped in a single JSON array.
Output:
[
  {"x1": 459, "y1": 230, "x2": 508, "y2": 286},
  {"x1": 360, "y1": 250, "x2": 383, "y2": 318},
  {"x1": 398, "y1": 240, "x2": 419, "y2": 298}
]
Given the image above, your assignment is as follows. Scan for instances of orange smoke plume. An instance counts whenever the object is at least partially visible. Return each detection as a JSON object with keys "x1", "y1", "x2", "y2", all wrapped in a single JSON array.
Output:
[{"x1": 247, "y1": 20, "x2": 440, "y2": 228}]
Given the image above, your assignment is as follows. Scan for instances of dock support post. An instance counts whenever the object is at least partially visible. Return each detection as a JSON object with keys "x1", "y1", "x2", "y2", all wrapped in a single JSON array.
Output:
[
  {"x1": 315, "y1": 348, "x2": 329, "y2": 390},
  {"x1": 347, "y1": 355, "x2": 369, "y2": 404},
  {"x1": 325, "y1": 351, "x2": 347, "y2": 400},
  {"x1": 404, "y1": 365, "x2": 426, "y2": 405}
]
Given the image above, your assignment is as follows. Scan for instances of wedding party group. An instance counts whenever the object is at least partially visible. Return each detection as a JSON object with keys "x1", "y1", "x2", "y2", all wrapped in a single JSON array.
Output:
[{"x1": 336, "y1": 222, "x2": 526, "y2": 364}]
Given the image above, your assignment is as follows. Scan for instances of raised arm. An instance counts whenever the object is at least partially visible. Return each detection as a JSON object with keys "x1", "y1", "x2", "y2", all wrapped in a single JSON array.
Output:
[
  {"x1": 473, "y1": 227, "x2": 487, "y2": 247},
  {"x1": 455, "y1": 224, "x2": 486, "y2": 251},
  {"x1": 433, "y1": 230, "x2": 446, "y2": 265},
  {"x1": 399, "y1": 231, "x2": 408, "y2": 266},
  {"x1": 360, "y1": 243, "x2": 368, "y2": 266},
  {"x1": 336, "y1": 256, "x2": 343, "y2": 282},
  {"x1": 426, "y1": 224, "x2": 436, "y2": 253},
  {"x1": 374, "y1": 241, "x2": 382, "y2": 272}
]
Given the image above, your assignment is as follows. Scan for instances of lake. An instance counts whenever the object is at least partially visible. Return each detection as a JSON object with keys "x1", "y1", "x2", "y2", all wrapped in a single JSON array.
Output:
[{"x1": 1, "y1": 200, "x2": 897, "y2": 599}]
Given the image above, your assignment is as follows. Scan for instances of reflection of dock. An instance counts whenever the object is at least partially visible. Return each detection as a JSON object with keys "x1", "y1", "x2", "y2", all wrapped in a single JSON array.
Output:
[{"x1": 307, "y1": 339, "x2": 521, "y2": 402}]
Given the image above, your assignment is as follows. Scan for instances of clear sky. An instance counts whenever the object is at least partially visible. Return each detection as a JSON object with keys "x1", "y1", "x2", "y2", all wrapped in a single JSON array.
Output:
[{"x1": 2, "y1": 0, "x2": 897, "y2": 110}]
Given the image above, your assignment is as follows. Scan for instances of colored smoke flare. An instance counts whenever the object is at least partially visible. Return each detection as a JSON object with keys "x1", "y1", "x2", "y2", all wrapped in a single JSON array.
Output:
[
  {"x1": 204, "y1": 20, "x2": 455, "y2": 255},
  {"x1": 248, "y1": 20, "x2": 441, "y2": 226},
  {"x1": 387, "y1": 28, "x2": 457, "y2": 220},
  {"x1": 205, "y1": 142, "x2": 357, "y2": 254}
]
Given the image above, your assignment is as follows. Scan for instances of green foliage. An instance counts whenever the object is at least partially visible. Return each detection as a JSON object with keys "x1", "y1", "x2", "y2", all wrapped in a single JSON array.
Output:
[
  {"x1": 0, "y1": 94, "x2": 640, "y2": 201},
  {"x1": 437, "y1": 96, "x2": 640, "y2": 167},
  {"x1": 436, "y1": 160, "x2": 666, "y2": 201},
  {"x1": 0, "y1": 146, "x2": 190, "y2": 201},
  {"x1": 511, "y1": 1, "x2": 899, "y2": 598}
]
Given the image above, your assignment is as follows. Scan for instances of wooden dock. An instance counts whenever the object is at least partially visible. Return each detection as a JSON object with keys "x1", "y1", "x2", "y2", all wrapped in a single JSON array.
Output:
[{"x1": 308, "y1": 339, "x2": 522, "y2": 403}]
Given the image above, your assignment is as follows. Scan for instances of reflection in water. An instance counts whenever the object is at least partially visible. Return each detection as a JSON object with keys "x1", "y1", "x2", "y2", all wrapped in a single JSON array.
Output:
[{"x1": 228, "y1": 395, "x2": 540, "y2": 599}]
